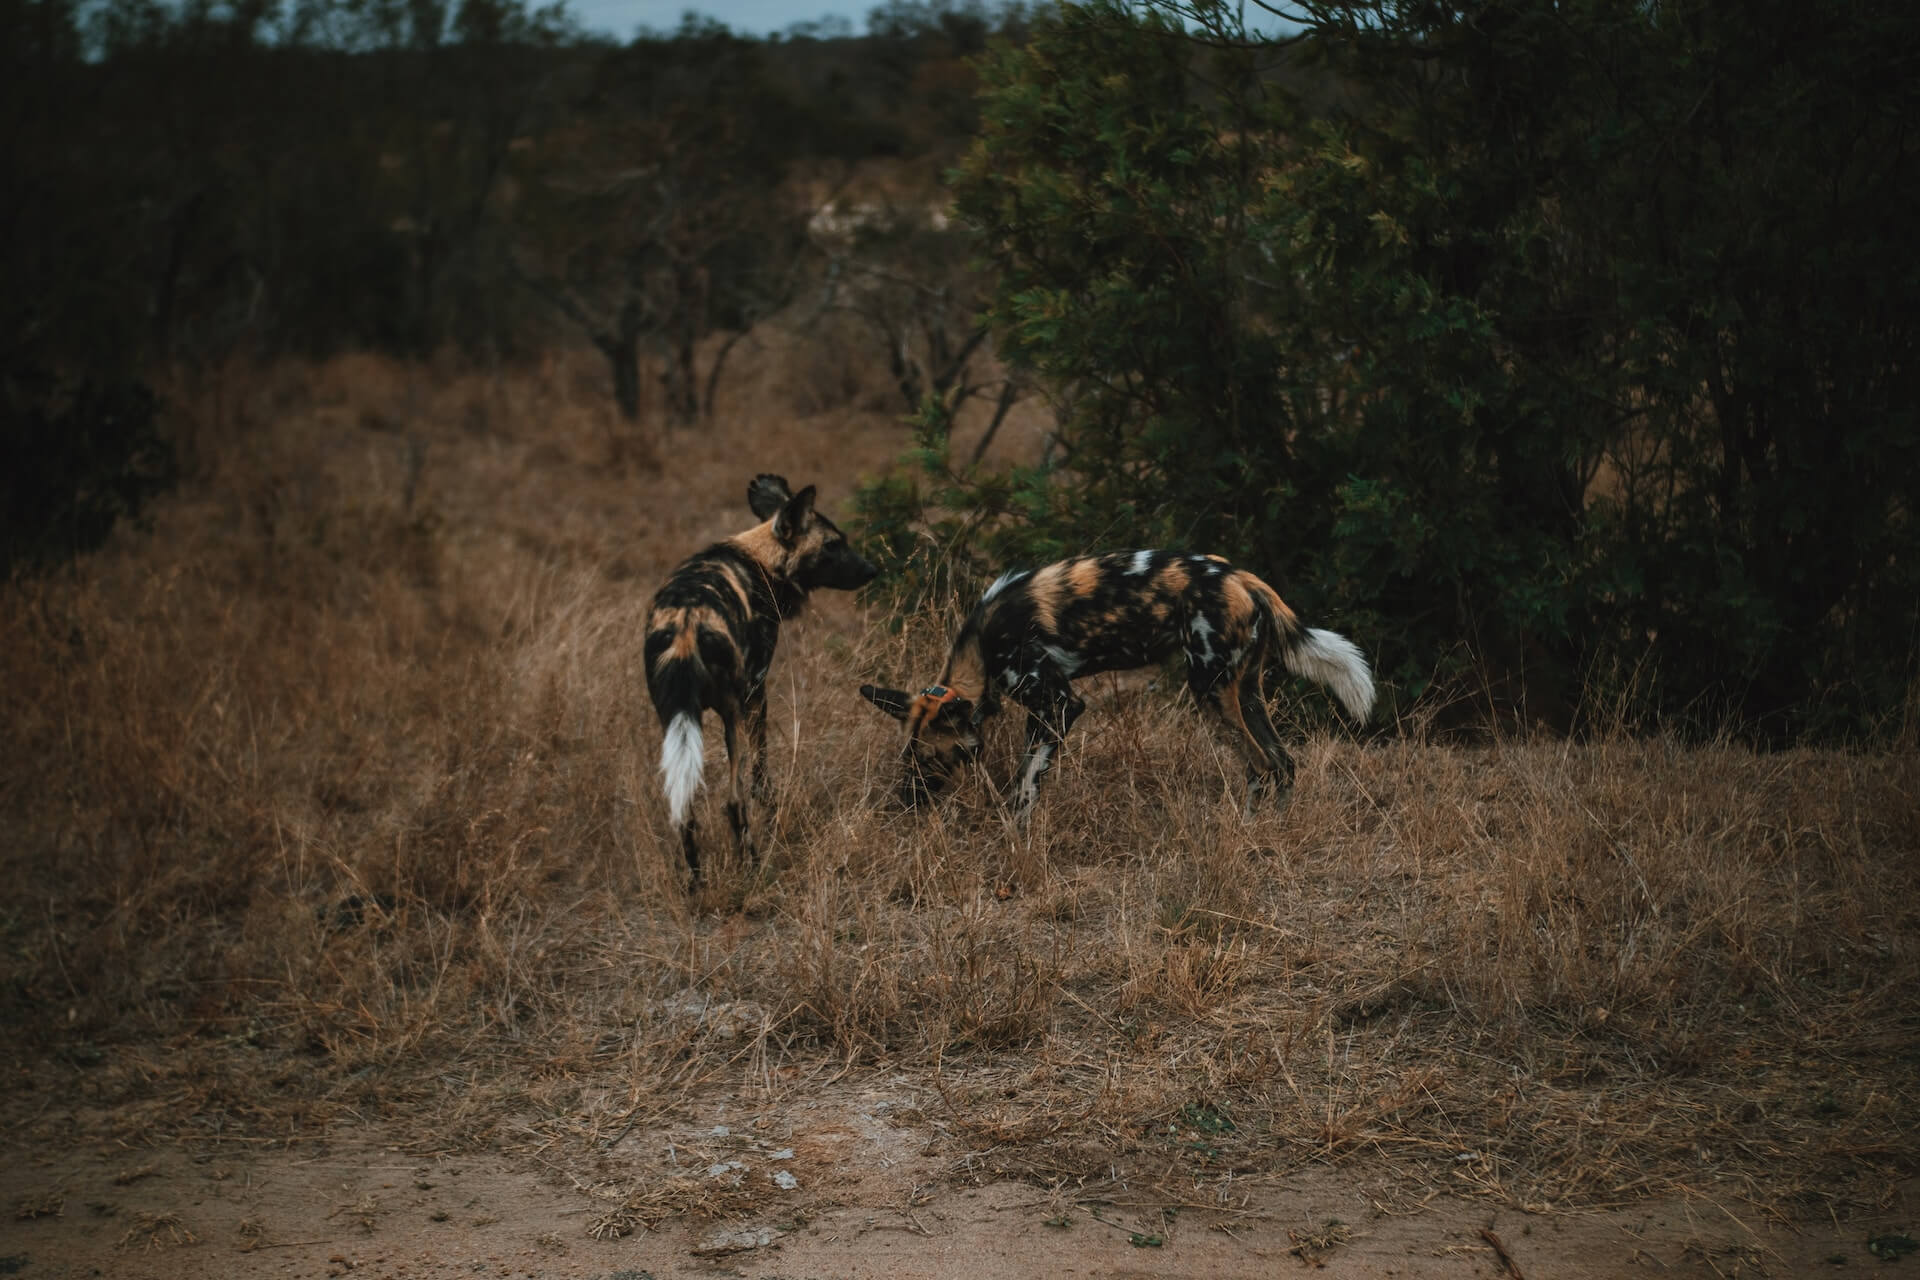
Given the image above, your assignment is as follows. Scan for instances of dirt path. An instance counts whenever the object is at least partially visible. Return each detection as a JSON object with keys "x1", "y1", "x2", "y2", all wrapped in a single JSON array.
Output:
[{"x1": 5, "y1": 1101, "x2": 1912, "y2": 1280}]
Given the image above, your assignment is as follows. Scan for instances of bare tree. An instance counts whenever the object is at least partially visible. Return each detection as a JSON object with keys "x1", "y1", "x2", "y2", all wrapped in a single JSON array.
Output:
[
  {"x1": 812, "y1": 206, "x2": 1030, "y2": 453},
  {"x1": 507, "y1": 27, "x2": 805, "y2": 425}
]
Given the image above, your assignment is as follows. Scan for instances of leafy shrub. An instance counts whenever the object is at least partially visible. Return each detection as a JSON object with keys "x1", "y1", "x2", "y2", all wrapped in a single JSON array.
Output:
[{"x1": 859, "y1": 0, "x2": 1920, "y2": 741}]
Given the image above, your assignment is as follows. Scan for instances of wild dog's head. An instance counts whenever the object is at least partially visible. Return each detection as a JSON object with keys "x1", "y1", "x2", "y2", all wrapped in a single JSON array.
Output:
[
  {"x1": 745, "y1": 474, "x2": 878, "y2": 597},
  {"x1": 859, "y1": 682, "x2": 984, "y2": 807}
]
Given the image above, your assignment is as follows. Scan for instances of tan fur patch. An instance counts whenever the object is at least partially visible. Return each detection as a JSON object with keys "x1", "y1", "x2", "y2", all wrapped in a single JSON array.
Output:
[
  {"x1": 1154, "y1": 561, "x2": 1191, "y2": 596},
  {"x1": 1221, "y1": 576, "x2": 1256, "y2": 632},
  {"x1": 1243, "y1": 572, "x2": 1299, "y2": 629},
  {"x1": 1067, "y1": 557, "x2": 1102, "y2": 598},
  {"x1": 666, "y1": 623, "x2": 700, "y2": 662},
  {"x1": 727, "y1": 522, "x2": 786, "y2": 587},
  {"x1": 941, "y1": 643, "x2": 987, "y2": 701},
  {"x1": 648, "y1": 608, "x2": 684, "y2": 665},
  {"x1": 1028, "y1": 562, "x2": 1069, "y2": 634},
  {"x1": 650, "y1": 608, "x2": 716, "y2": 669}
]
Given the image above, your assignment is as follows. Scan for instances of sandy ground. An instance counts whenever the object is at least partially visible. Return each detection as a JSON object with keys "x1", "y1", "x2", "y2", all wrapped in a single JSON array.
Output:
[{"x1": 4, "y1": 1086, "x2": 1912, "y2": 1280}]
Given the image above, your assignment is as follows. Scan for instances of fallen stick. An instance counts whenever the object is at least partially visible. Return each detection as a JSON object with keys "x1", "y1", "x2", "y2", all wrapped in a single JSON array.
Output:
[{"x1": 1481, "y1": 1226, "x2": 1525, "y2": 1279}]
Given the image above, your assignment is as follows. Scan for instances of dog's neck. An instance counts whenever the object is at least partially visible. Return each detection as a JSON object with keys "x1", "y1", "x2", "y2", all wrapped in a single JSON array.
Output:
[{"x1": 938, "y1": 636, "x2": 988, "y2": 706}]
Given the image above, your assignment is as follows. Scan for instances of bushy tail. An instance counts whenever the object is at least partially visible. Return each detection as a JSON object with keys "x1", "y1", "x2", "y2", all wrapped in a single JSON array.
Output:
[
  {"x1": 1243, "y1": 575, "x2": 1374, "y2": 722},
  {"x1": 1283, "y1": 627, "x2": 1376, "y2": 723},
  {"x1": 660, "y1": 713, "x2": 705, "y2": 826},
  {"x1": 649, "y1": 642, "x2": 708, "y2": 827}
]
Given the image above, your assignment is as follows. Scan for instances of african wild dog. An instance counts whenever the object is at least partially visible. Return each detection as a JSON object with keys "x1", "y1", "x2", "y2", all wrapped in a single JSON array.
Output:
[
  {"x1": 860, "y1": 550, "x2": 1373, "y2": 815},
  {"x1": 646, "y1": 475, "x2": 878, "y2": 881}
]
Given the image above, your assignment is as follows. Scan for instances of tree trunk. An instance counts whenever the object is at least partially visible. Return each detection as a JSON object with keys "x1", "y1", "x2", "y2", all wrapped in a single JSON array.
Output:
[
  {"x1": 660, "y1": 262, "x2": 706, "y2": 425},
  {"x1": 662, "y1": 324, "x2": 698, "y2": 424},
  {"x1": 596, "y1": 297, "x2": 645, "y2": 423}
]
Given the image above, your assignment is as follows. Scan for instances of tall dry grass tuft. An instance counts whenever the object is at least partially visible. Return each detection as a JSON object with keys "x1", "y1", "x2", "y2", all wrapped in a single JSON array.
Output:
[{"x1": 3, "y1": 339, "x2": 1915, "y2": 1216}]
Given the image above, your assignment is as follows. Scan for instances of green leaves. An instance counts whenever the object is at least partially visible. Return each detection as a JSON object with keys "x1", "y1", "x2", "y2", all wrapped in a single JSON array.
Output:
[{"x1": 863, "y1": 0, "x2": 1920, "y2": 739}]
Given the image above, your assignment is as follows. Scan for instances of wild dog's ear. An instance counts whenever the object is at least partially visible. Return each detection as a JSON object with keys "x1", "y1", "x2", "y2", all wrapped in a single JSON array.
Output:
[
  {"x1": 773, "y1": 484, "x2": 818, "y2": 544},
  {"x1": 860, "y1": 684, "x2": 913, "y2": 722},
  {"x1": 748, "y1": 474, "x2": 793, "y2": 520}
]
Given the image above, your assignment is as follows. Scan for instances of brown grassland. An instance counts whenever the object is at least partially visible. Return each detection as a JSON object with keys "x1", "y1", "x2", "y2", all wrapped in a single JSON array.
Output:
[{"x1": 3, "y1": 328, "x2": 1918, "y2": 1273}]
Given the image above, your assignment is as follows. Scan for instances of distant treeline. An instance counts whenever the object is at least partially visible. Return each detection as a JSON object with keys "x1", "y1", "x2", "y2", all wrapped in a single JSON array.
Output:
[{"x1": 2, "y1": 0, "x2": 1025, "y2": 375}]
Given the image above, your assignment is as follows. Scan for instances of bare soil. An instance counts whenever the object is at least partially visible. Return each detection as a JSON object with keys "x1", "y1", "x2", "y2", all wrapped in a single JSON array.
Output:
[{"x1": 5, "y1": 1087, "x2": 1912, "y2": 1280}]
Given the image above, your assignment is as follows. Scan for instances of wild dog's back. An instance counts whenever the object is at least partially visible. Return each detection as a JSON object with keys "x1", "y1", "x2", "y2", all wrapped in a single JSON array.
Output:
[
  {"x1": 644, "y1": 543, "x2": 780, "y2": 713},
  {"x1": 961, "y1": 550, "x2": 1300, "y2": 682}
]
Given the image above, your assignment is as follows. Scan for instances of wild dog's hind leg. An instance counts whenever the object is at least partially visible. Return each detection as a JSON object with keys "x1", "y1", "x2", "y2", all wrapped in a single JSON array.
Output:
[
  {"x1": 679, "y1": 816, "x2": 703, "y2": 883},
  {"x1": 1235, "y1": 668, "x2": 1296, "y2": 810},
  {"x1": 743, "y1": 689, "x2": 771, "y2": 853},
  {"x1": 744, "y1": 691, "x2": 771, "y2": 806},
  {"x1": 1189, "y1": 659, "x2": 1289, "y2": 817},
  {"x1": 1010, "y1": 668, "x2": 1085, "y2": 817},
  {"x1": 719, "y1": 704, "x2": 758, "y2": 864}
]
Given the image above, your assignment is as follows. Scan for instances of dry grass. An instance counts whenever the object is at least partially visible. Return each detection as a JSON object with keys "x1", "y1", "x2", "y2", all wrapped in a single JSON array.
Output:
[
  {"x1": 2, "y1": 334, "x2": 1915, "y2": 1228},
  {"x1": 118, "y1": 1209, "x2": 198, "y2": 1250}
]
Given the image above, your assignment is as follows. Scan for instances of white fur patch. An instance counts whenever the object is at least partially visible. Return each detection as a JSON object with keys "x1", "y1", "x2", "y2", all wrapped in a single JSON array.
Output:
[
  {"x1": 1182, "y1": 614, "x2": 1213, "y2": 667},
  {"x1": 1188, "y1": 613, "x2": 1217, "y2": 662},
  {"x1": 1283, "y1": 628, "x2": 1376, "y2": 722},
  {"x1": 660, "y1": 714, "x2": 706, "y2": 826},
  {"x1": 1015, "y1": 742, "x2": 1056, "y2": 809},
  {"x1": 982, "y1": 569, "x2": 1030, "y2": 602},
  {"x1": 1128, "y1": 550, "x2": 1154, "y2": 576},
  {"x1": 1042, "y1": 644, "x2": 1084, "y2": 675}
]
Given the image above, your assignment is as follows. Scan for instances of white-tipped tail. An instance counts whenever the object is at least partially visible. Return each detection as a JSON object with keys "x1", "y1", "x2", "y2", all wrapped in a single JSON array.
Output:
[
  {"x1": 659, "y1": 713, "x2": 705, "y2": 825},
  {"x1": 1284, "y1": 628, "x2": 1376, "y2": 722}
]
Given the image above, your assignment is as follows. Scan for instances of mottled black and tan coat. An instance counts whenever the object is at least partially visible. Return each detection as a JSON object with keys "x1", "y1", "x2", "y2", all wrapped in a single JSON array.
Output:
[
  {"x1": 646, "y1": 475, "x2": 877, "y2": 880},
  {"x1": 861, "y1": 550, "x2": 1374, "y2": 814}
]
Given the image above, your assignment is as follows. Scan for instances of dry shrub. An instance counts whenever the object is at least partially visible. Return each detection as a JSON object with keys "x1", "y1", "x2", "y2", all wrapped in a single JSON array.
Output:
[{"x1": 2, "y1": 345, "x2": 1915, "y2": 1219}]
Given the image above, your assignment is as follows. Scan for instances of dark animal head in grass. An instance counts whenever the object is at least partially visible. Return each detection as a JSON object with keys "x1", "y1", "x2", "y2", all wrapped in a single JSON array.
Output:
[{"x1": 859, "y1": 682, "x2": 984, "y2": 807}]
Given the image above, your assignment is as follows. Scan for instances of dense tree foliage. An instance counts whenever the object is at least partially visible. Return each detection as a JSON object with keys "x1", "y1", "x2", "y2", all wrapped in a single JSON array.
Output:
[{"x1": 861, "y1": 0, "x2": 1920, "y2": 740}]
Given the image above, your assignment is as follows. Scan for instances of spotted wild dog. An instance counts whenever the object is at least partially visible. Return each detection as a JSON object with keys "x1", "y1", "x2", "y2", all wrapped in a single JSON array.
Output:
[
  {"x1": 647, "y1": 475, "x2": 878, "y2": 881},
  {"x1": 860, "y1": 550, "x2": 1373, "y2": 815}
]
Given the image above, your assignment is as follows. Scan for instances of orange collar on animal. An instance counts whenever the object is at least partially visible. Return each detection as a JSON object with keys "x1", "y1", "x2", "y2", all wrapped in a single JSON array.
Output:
[{"x1": 911, "y1": 681, "x2": 974, "y2": 725}]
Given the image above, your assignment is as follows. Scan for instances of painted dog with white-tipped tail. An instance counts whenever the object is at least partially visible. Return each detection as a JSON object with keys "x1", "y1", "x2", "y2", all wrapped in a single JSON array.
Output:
[
  {"x1": 646, "y1": 475, "x2": 877, "y2": 882},
  {"x1": 860, "y1": 550, "x2": 1373, "y2": 814}
]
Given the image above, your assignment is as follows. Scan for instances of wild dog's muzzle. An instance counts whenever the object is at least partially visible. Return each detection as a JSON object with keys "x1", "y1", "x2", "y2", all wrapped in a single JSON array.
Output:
[{"x1": 819, "y1": 547, "x2": 880, "y2": 592}]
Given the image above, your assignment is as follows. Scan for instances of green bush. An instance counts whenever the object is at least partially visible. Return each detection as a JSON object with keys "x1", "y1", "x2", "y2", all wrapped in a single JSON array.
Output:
[{"x1": 857, "y1": 0, "x2": 1920, "y2": 741}]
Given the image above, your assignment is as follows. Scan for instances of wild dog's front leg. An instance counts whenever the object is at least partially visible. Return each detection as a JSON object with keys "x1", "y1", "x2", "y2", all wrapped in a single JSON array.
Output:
[{"x1": 1010, "y1": 671, "x2": 1085, "y2": 817}]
